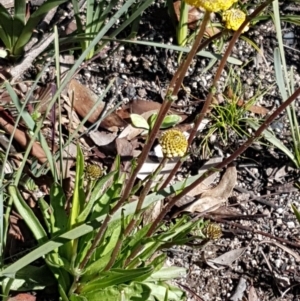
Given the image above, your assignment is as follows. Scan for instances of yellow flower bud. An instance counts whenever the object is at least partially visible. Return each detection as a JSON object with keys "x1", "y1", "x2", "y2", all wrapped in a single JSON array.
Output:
[
  {"x1": 184, "y1": 0, "x2": 237, "y2": 12},
  {"x1": 222, "y1": 9, "x2": 249, "y2": 32},
  {"x1": 204, "y1": 223, "x2": 222, "y2": 240},
  {"x1": 85, "y1": 164, "x2": 103, "y2": 180},
  {"x1": 159, "y1": 129, "x2": 188, "y2": 158}
]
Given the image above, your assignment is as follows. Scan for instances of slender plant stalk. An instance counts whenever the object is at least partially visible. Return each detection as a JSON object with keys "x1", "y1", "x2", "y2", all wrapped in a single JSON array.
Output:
[
  {"x1": 103, "y1": 157, "x2": 168, "y2": 271},
  {"x1": 171, "y1": 11, "x2": 210, "y2": 94},
  {"x1": 124, "y1": 85, "x2": 300, "y2": 265},
  {"x1": 77, "y1": 9, "x2": 211, "y2": 274},
  {"x1": 147, "y1": 86, "x2": 300, "y2": 236},
  {"x1": 161, "y1": 0, "x2": 274, "y2": 189}
]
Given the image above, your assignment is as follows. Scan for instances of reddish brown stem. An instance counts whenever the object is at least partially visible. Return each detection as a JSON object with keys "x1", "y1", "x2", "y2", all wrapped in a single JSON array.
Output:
[
  {"x1": 160, "y1": 0, "x2": 274, "y2": 189},
  {"x1": 171, "y1": 11, "x2": 210, "y2": 94},
  {"x1": 146, "y1": 86, "x2": 300, "y2": 237},
  {"x1": 103, "y1": 158, "x2": 168, "y2": 271},
  {"x1": 77, "y1": 9, "x2": 213, "y2": 275}
]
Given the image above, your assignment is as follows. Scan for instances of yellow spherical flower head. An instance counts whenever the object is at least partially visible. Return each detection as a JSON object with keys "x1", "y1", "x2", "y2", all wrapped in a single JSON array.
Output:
[
  {"x1": 159, "y1": 129, "x2": 188, "y2": 158},
  {"x1": 85, "y1": 164, "x2": 103, "y2": 181},
  {"x1": 184, "y1": 0, "x2": 237, "y2": 12},
  {"x1": 204, "y1": 223, "x2": 222, "y2": 240},
  {"x1": 222, "y1": 9, "x2": 249, "y2": 32}
]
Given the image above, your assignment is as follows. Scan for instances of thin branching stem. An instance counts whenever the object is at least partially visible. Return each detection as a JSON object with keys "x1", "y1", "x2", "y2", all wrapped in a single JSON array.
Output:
[
  {"x1": 160, "y1": 0, "x2": 274, "y2": 189},
  {"x1": 125, "y1": 85, "x2": 300, "y2": 265},
  {"x1": 146, "y1": 86, "x2": 300, "y2": 237},
  {"x1": 104, "y1": 157, "x2": 168, "y2": 271},
  {"x1": 171, "y1": 11, "x2": 210, "y2": 94},
  {"x1": 77, "y1": 8, "x2": 211, "y2": 274}
]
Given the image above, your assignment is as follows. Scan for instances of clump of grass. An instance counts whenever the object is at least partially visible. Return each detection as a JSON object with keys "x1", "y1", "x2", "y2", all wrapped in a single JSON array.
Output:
[{"x1": 201, "y1": 68, "x2": 268, "y2": 153}]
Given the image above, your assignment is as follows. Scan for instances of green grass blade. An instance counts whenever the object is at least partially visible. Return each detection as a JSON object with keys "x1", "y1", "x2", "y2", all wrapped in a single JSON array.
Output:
[
  {"x1": 274, "y1": 48, "x2": 288, "y2": 101},
  {"x1": 43, "y1": 0, "x2": 137, "y2": 120},
  {"x1": 71, "y1": 0, "x2": 84, "y2": 51},
  {"x1": 291, "y1": 204, "x2": 300, "y2": 224},
  {"x1": 13, "y1": 0, "x2": 26, "y2": 47},
  {"x1": 54, "y1": 25, "x2": 63, "y2": 182},
  {"x1": 8, "y1": 185, "x2": 48, "y2": 245},
  {"x1": 177, "y1": 0, "x2": 188, "y2": 46},
  {"x1": 35, "y1": 79, "x2": 115, "y2": 177},
  {"x1": 272, "y1": 1, "x2": 291, "y2": 96},
  {"x1": 50, "y1": 183, "x2": 68, "y2": 235},
  {"x1": 85, "y1": 0, "x2": 95, "y2": 53},
  {"x1": 68, "y1": 145, "x2": 85, "y2": 229},
  {"x1": 0, "y1": 191, "x2": 4, "y2": 265},
  {"x1": 100, "y1": 38, "x2": 243, "y2": 65},
  {"x1": 77, "y1": 171, "x2": 117, "y2": 224},
  {"x1": 0, "y1": 4, "x2": 13, "y2": 50},
  {"x1": 0, "y1": 172, "x2": 204, "y2": 277},
  {"x1": 247, "y1": 120, "x2": 298, "y2": 166},
  {"x1": 14, "y1": 0, "x2": 68, "y2": 55},
  {"x1": 65, "y1": 145, "x2": 85, "y2": 261},
  {"x1": 4, "y1": 81, "x2": 56, "y2": 179}
]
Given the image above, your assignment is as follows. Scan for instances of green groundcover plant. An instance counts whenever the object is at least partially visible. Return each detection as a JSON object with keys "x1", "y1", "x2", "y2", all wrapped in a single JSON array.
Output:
[
  {"x1": 3, "y1": 146, "x2": 214, "y2": 301},
  {"x1": 1, "y1": 0, "x2": 300, "y2": 300},
  {"x1": 0, "y1": 0, "x2": 67, "y2": 59}
]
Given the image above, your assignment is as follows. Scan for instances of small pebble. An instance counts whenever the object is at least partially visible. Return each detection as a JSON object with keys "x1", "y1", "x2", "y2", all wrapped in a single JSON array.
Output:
[
  {"x1": 276, "y1": 207, "x2": 284, "y2": 214},
  {"x1": 287, "y1": 221, "x2": 295, "y2": 229},
  {"x1": 275, "y1": 259, "x2": 282, "y2": 269}
]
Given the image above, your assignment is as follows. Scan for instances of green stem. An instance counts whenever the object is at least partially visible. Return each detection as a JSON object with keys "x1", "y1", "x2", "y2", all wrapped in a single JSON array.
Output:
[
  {"x1": 104, "y1": 157, "x2": 168, "y2": 271},
  {"x1": 177, "y1": 0, "x2": 188, "y2": 46},
  {"x1": 76, "y1": 8, "x2": 211, "y2": 277}
]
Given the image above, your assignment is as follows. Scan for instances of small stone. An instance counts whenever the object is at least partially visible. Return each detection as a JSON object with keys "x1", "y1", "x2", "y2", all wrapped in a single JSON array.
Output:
[
  {"x1": 287, "y1": 221, "x2": 295, "y2": 229},
  {"x1": 276, "y1": 207, "x2": 284, "y2": 214},
  {"x1": 83, "y1": 70, "x2": 91, "y2": 79},
  {"x1": 275, "y1": 259, "x2": 282, "y2": 269}
]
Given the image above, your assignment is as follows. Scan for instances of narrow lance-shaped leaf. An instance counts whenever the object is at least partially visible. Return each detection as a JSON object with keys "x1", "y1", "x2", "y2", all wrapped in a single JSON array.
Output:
[
  {"x1": 1, "y1": 172, "x2": 203, "y2": 277},
  {"x1": 14, "y1": 0, "x2": 68, "y2": 55},
  {"x1": 9, "y1": 185, "x2": 48, "y2": 245},
  {"x1": 0, "y1": 4, "x2": 13, "y2": 50},
  {"x1": 12, "y1": 0, "x2": 26, "y2": 47}
]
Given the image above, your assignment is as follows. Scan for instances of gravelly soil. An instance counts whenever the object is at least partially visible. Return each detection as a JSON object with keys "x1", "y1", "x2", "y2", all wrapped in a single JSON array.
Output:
[
  {"x1": 95, "y1": 1, "x2": 300, "y2": 300},
  {"x1": 4, "y1": 0, "x2": 300, "y2": 300}
]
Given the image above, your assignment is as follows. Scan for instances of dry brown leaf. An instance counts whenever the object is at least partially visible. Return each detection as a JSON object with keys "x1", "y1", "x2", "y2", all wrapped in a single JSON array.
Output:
[
  {"x1": 248, "y1": 285, "x2": 259, "y2": 301},
  {"x1": 119, "y1": 109, "x2": 159, "y2": 140},
  {"x1": 69, "y1": 79, "x2": 126, "y2": 130},
  {"x1": 89, "y1": 131, "x2": 117, "y2": 147},
  {"x1": 69, "y1": 79, "x2": 103, "y2": 123},
  {"x1": 206, "y1": 247, "x2": 247, "y2": 269},
  {"x1": 129, "y1": 99, "x2": 162, "y2": 114},
  {"x1": 7, "y1": 293, "x2": 36, "y2": 301},
  {"x1": 0, "y1": 113, "x2": 47, "y2": 163},
  {"x1": 181, "y1": 165, "x2": 237, "y2": 214},
  {"x1": 143, "y1": 200, "x2": 163, "y2": 225},
  {"x1": 229, "y1": 277, "x2": 247, "y2": 301},
  {"x1": 9, "y1": 215, "x2": 24, "y2": 241},
  {"x1": 201, "y1": 165, "x2": 237, "y2": 198},
  {"x1": 115, "y1": 137, "x2": 133, "y2": 157}
]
